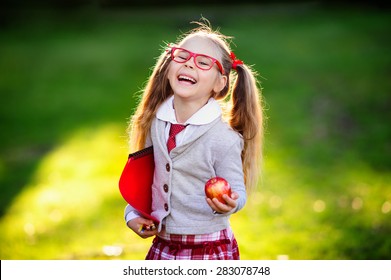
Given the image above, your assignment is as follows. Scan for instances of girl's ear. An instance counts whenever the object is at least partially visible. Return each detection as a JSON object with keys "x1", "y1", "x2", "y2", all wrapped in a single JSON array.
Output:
[{"x1": 213, "y1": 75, "x2": 228, "y2": 93}]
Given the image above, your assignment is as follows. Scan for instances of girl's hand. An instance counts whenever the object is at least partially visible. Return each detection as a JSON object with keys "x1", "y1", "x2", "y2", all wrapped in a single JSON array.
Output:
[
  {"x1": 127, "y1": 217, "x2": 158, "y2": 239},
  {"x1": 206, "y1": 191, "x2": 239, "y2": 214}
]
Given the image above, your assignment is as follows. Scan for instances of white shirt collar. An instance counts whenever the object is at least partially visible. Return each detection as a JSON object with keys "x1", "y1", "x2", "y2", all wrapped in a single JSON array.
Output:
[{"x1": 156, "y1": 95, "x2": 221, "y2": 125}]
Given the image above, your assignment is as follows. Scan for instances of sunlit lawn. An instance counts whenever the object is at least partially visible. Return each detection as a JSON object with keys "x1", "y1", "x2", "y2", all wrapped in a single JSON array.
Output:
[{"x1": 0, "y1": 4, "x2": 390, "y2": 259}]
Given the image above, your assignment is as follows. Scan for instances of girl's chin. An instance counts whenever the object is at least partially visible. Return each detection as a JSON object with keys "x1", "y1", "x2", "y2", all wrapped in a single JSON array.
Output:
[
  {"x1": 171, "y1": 87, "x2": 196, "y2": 97},
  {"x1": 172, "y1": 91, "x2": 194, "y2": 100}
]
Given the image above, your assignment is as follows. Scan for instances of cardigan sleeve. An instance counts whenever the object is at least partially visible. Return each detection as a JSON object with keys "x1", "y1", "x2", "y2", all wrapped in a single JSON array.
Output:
[
  {"x1": 213, "y1": 136, "x2": 247, "y2": 213},
  {"x1": 124, "y1": 204, "x2": 141, "y2": 223}
]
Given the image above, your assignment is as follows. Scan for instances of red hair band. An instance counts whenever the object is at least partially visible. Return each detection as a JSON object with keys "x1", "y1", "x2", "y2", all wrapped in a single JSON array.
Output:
[{"x1": 230, "y1": 52, "x2": 243, "y2": 71}]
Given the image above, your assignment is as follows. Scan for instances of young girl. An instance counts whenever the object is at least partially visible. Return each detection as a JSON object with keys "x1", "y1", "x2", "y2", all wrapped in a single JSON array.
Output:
[{"x1": 124, "y1": 21, "x2": 263, "y2": 260}]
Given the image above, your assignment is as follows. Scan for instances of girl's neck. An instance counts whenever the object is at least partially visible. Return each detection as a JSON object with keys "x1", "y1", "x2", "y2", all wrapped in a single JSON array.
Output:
[{"x1": 173, "y1": 95, "x2": 210, "y2": 124}]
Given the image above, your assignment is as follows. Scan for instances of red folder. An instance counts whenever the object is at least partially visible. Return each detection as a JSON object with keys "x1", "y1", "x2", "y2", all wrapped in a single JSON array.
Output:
[{"x1": 119, "y1": 146, "x2": 158, "y2": 223}]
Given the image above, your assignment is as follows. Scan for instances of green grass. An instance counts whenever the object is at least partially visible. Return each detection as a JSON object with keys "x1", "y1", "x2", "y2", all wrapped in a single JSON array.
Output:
[{"x1": 0, "y1": 4, "x2": 390, "y2": 259}]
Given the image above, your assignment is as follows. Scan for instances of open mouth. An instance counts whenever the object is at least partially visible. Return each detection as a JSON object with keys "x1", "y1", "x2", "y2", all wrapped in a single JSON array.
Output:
[{"x1": 178, "y1": 75, "x2": 197, "y2": 85}]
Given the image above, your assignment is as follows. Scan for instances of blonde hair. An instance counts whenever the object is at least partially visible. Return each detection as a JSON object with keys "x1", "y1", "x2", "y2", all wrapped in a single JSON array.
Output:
[{"x1": 128, "y1": 21, "x2": 264, "y2": 191}]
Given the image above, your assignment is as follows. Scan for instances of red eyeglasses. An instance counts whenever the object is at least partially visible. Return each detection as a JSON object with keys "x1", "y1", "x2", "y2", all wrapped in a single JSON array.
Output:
[{"x1": 170, "y1": 47, "x2": 225, "y2": 75}]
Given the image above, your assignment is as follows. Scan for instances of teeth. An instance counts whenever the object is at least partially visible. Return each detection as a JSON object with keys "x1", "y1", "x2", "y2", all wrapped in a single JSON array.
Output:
[{"x1": 178, "y1": 75, "x2": 196, "y2": 84}]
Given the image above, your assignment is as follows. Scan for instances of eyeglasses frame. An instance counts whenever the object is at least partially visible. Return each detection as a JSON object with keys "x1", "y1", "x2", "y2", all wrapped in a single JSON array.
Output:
[{"x1": 169, "y1": 47, "x2": 225, "y2": 75}]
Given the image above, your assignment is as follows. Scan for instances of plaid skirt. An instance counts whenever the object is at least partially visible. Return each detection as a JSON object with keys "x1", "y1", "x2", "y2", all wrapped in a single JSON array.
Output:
[{"x1": 145, "y1": 227, "x2": 240, "y2": 260}]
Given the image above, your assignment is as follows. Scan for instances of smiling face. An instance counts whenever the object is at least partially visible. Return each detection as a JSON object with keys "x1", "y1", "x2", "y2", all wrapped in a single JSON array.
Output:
[{"x1": 167, "y1": 35, "x2": 227, "y2": 106}]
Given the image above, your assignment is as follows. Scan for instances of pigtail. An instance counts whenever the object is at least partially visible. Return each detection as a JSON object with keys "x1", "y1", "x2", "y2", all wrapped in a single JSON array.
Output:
[
  {"x1": 128, "y1": 50, "x2": 173, "y2": 152},
  {"x1": 229, "y1": 64, "x2": 263, "y2": 191}
]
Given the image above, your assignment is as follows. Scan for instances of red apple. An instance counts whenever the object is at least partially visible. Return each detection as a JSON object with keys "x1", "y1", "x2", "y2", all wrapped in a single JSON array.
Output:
[{"x1": 205, "y1": 177, "x2": 231, "y2": 204}]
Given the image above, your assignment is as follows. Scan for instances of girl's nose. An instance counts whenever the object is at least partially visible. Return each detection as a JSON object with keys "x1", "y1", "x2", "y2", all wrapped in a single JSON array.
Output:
[{"x1": 184, "y1": 58, "x2": 196, "y2": 69}]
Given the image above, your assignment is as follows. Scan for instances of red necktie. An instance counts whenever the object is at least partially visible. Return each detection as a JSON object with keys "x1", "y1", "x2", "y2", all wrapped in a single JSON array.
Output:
[{"x1": 167, "y1": 124, "x2": 186, "y2": 153}]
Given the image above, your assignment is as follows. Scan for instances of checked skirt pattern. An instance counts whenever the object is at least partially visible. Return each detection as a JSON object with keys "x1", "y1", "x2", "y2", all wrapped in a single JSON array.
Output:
[{"x1": 145, "y1": 228, "x2": 240, "y2": 260}]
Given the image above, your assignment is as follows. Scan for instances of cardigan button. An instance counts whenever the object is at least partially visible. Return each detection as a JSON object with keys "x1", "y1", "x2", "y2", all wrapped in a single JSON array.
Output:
[
  {"x1": 166, "y1": 163, "x2": 170, "y2": 172},
  {"x1": 164, "y1": 203, "x2": 169, "y2": 211},
  {"x1": 163, "y1": 184, "x2": 169, "y2": 193}
]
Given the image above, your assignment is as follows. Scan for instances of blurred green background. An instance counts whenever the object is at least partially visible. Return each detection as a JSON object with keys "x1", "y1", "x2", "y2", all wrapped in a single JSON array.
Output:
[{"x1": 0, "y1": 1, "x2": 390, "y2": 259}]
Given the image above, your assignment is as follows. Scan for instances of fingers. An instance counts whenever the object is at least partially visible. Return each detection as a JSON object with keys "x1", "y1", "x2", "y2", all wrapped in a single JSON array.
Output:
[
  {"x1": 206, "y1": 192, "x2": 239, "y2": 214},
  {"x1": 138, "y1": 226, "x2": 158, "y2": 239},
  {"x1": 127, "y1": 217, "x2": 158, "y2": 239},
  {"x1": 224, "y1": 192, "x2": 239, "y2": 206},
  {"x1": 230, "y1": 192, "x2": 239, "y2": 200},
  {"x1": 206, "y1": 197, "x2": 217, "y2": 211},
  {"x1": 138, "y1": 223, "x2": 156, "y2": 233}
]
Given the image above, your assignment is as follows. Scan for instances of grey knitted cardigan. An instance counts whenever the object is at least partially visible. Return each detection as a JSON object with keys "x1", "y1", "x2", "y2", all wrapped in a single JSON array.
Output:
[{"x1": 144, "y1": 116, "x2": 247, "y2": 235}]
